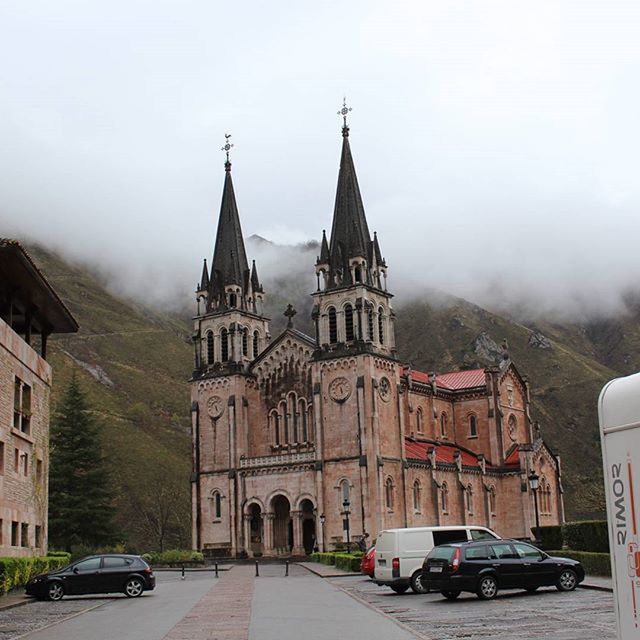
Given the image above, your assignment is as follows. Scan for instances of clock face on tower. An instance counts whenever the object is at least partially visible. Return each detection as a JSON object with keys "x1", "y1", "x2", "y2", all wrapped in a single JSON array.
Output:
[
  {"x1": 378, "y1": 377, "x2": 391, "y2": 402},
  {"x1": 207, "y1": 395, "x2": 224, "y2": 419},
  {"x1": 329, "y1": 377, "x2": 352, "y2": 403}
]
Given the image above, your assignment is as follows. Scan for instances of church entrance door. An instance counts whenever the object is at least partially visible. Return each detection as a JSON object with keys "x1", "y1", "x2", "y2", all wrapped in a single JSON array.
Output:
[
  {"x1": 249, "y1": 503, "x2": 263, "y2": 556},
  {"x1": 272, "y1": 495, "x2": 291, "y2": 554},
  {"x1": 300, "y1": 499, "x2": 316, "y2": 554}
]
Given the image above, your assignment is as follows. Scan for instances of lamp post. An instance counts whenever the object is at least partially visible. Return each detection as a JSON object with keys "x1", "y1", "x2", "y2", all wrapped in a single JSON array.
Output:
[
  {"x1": 528, "y1": 471, "x2": 540, "y2": 543},
  {"x1": 342, "y1": 499, "x2": 351, "y2": 554},
  {"x1": 319, "y1": 513, "x2": 326, "y2": 553}
]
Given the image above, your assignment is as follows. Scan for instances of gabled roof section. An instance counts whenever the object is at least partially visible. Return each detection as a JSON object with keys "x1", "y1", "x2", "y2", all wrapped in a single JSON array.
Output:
[
  {"x1": 404, "y1": 366, "x2": 487, "y2": 391},
  {"x1": 250, "y1": 327, "x2": 315, "y2": 370},
  {"x1": 210, "y1": 163, "x2": 250, "y2": 295}
]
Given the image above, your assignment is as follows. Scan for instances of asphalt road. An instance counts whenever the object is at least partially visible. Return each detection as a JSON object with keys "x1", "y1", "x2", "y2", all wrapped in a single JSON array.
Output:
[
  {"x1": 0, "y1": 571, "x2": 216, "y2": 640},
  {"x1": 335, "y1": 576, "x2": 617, "y2": 640}
]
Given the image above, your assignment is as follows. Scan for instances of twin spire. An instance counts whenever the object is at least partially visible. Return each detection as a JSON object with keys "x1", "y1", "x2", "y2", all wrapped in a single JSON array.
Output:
[{"x1": 199, "y1": 100, "x2": 387, "y2": 312}]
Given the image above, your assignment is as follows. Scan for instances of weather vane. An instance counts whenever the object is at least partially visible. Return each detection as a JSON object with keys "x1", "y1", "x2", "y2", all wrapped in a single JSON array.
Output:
[
  {"x1": 337, "y1": 97, "x2": 352, "y2": 128},
  {"x1": 221, "y1": 133, "x2": 234, "y2": 163}
]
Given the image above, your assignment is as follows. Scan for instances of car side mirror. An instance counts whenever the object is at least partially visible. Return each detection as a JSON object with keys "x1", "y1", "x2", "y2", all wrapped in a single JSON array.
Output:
[{"x1": 73, "y1": 567, "x2": 80, "y2": 574}]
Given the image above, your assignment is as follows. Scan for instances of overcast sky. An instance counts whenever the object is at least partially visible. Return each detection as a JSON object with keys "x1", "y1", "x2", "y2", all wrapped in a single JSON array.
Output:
[{"x1": 2, "y1": 0, "x2": 640, "y2": 318}]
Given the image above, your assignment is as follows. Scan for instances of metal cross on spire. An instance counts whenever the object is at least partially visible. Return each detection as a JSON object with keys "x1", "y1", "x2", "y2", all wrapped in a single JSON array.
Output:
[
  {"x1": 221, "y1": 133, "x2": 234, "y2": 168},
  {"x1": 337, "y1": 97, "x2": 352, "y2": 130}
]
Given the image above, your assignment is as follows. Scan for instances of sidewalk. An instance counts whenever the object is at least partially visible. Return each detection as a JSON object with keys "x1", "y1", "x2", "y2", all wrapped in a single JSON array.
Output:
[
  {"x1": 581, "y1": 575, "x2": 613, "y2": 592},
  {"x1": 297, "y1": 561, "x2": 360, "y2": 578}
]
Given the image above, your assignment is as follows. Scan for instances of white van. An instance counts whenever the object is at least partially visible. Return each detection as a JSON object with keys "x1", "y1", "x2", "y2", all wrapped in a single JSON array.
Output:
[{"x1": 374, "y1": 525, "x2": 500, "y2": 593}]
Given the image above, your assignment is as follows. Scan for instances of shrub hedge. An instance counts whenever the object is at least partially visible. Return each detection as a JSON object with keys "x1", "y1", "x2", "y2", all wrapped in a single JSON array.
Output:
[
  {"x1": 547, "y1": 550, "x2": 611, "y2": 576},
  {"x1": 562, "y1": 521, "x2": 609, "y2": 553},
  {"x1": 310, "y1": 552, "x2": 361, "y2": 571},
  {"x1": 141, "y1": 549, "x2": 204, "y2": 566},
  {"x1": 0, "y1": 556, "x2": 69, "y2": 596},
  {"x1": 535, "y1": 526, "x2": 563, "y2": 551},
  {"x1": 47, "y1": 551, "x2": 72, "y2": 562}
]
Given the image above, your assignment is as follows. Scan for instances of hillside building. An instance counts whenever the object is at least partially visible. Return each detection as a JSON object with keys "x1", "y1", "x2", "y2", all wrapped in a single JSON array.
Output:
[
  {"x1": 190, "y1": 117, "x2": 564, "y2": 558},
  {"x1": 0, "y1": 240, "x2": 78, "y2": 556}
]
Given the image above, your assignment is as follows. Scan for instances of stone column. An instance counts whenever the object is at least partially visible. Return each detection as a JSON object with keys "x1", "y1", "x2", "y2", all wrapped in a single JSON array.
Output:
[
  {"x1": 243, "y1": 513, "x2": 252, "y2": 556},
  {"x1": 291, "y1": 511, "x2": 304, "y2": 555},
  {"x1": 264, "y1": 513, "x2": 275, "y2": 555}
]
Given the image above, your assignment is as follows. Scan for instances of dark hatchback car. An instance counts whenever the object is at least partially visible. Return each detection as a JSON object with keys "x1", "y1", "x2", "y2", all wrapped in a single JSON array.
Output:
[
  {"x1": 422, "y1": 540, "x2": 584, "y2": 600},
  {"x1": 26, "y1": 554, "x2": 155, "y2": 601}
]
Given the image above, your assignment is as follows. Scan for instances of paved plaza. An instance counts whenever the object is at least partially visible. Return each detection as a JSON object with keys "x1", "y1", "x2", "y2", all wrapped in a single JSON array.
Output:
[{"x1": 0, "y1": 564, "x2": 617, "y2": 640}]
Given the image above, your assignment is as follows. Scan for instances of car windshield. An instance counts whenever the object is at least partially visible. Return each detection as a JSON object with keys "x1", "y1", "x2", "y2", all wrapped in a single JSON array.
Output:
[{"x1": 429, "y1": 545, "x2": 455, "y2": 560}]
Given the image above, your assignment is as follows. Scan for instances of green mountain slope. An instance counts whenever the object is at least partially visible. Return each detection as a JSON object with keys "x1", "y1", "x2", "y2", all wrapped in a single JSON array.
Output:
[
  {"x1": 28, "y1": 244, "x2": 193, "y2": 551},
  {"x1": 29, "y1": 242, "x2": 624, "y2": 542}
]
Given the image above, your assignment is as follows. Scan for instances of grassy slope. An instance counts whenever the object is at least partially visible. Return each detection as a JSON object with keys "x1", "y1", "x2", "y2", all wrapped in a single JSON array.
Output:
[
  {"x1": 28, "y1": 244, "x2": 192, "y2": 550},
  {"x1": 30, "y1": 243, "x2": 621, "y2": 531}
]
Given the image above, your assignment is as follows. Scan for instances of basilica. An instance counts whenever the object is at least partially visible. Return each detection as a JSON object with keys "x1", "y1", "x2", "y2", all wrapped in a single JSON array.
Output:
[{"x1": 189, "y1": 114, "x2": 564, "y2": 558}]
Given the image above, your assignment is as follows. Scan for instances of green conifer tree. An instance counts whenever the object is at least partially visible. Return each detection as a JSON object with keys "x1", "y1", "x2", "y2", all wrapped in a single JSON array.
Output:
[{"x1": 48, "y1": 374, "x2": 118, "y2": 550}]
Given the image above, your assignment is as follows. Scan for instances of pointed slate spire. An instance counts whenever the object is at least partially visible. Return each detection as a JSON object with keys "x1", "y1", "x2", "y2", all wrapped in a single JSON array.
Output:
[
  {"x1": 209, "y1": 160, "x2": 250, "y2": 298},
  {"x1": 250, "y1": 259, "x2": 262, "y2": 292},
  {"x1": 319, "y1": 229, "x2": 330, "y2": 264},
  {"x1": 372, "y1": 231, "x2": 385, "y2": 266},
  {"x1": 199, "y1": 258, "x2": 210, "y2": 291}
]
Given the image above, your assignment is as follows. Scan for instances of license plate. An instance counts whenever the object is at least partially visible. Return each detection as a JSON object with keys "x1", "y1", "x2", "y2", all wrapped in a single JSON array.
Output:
[
  {"x1": 430, "y1": 566, "x2": 443, "y2": 573},
  {"x1": 378, "y1": 559, "x2": 386, "y2": 566}
]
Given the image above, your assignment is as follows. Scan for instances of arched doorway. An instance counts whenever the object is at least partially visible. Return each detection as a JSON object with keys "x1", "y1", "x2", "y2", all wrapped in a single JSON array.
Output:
[
  {"x1": 249, "y1": 503, "x2": 263, "y2": 556},
  {"x1": 272, "y1": 495, "x2": 291, "y2": 553},
  {"x1": 300, "y1": 499, "x2": 316, "y2": 555}
]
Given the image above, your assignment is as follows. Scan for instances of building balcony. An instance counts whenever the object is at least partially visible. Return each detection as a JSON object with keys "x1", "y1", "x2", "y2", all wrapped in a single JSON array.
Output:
[{"x1": 239, "y1": 450, "x2": 316, "y2": 469}]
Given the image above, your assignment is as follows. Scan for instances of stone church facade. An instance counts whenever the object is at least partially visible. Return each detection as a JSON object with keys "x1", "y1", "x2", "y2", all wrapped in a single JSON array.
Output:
[{"x1": 190, "y1": 120, "x2": 564, "y2": 558}]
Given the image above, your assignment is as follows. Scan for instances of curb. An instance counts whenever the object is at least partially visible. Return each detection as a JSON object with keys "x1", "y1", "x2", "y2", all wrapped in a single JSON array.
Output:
[
  {"x1": 0, "y1": 597, "x2": 30, "y2": 612},
  {"x1": 579, "y1": 583, "x2": 613, "y2": 593},
  {"x1": 298, "y1": 564, "x2": 361, "y2": 579}
]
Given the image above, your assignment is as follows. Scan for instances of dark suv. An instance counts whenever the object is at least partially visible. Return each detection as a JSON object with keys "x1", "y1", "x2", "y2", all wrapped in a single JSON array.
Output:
[
  {"x1": 26, "y1": 554, "x2": 155, "y2": 601},
  {"x1": 422, "y1": 540, "x2": 584, "y2": 600}
]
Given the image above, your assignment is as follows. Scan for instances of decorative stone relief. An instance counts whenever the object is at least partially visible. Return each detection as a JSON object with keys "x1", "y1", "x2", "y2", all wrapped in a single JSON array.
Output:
[{"x1": 329, "y1": 377, "x2": 352, "y2": 403}]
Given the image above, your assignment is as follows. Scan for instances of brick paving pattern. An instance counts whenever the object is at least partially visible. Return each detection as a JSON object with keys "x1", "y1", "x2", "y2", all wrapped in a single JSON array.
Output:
[{"x1": 163, "y1": 565, "x2": 255, "y2": 640}]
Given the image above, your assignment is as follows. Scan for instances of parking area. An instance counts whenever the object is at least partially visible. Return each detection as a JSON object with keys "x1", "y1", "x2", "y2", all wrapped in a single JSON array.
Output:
[{"x1": 333, "y1": 576, "x2": 617, "y2": 640}]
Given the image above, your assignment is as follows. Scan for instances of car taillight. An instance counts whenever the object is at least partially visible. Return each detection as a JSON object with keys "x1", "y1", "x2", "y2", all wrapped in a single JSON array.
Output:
[
  {"x1": 392, "y1": 557, "x2": 400, "y2": 578},
  {"x1": 450, "y1": 548, "x2": 461, "y2": 572}
]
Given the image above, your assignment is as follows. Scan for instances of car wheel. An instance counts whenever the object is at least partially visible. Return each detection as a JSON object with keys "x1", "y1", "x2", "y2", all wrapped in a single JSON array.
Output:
[
  {"x1": 47, "y1": 582, "x2": 65, "y2": 601},
  {"x1": 556, "y1": 569, "x2": 578, "y2": 592},
  {"x1": 476, "y1": 575, "x2": 498, "y2": 600},
  {"x1": 442, "y1": 590, "x2": 461, "y2": 600},
  {"x1": 124, "y1": 577, "x2": 144, "y2": 598},
  {"x1": 410, "y1": 570, "x2": 429, "y2": 594},
  {"x1": 390, "y1": 584, "x2": 409, "y2": 594}
]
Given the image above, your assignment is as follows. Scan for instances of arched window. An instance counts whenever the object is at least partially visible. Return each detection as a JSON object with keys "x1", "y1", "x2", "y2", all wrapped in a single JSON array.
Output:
[
  {"x1": 253, "y1": 330, "x2": 259, "y2": 358},
  {"x1": 354, "y1": 266, "x2": 362, "y2": 283},
  {"x1": 307, "y1": 406, "x2": 313, "y2": 442},
  {"x1": 242, "y1": 328, "x2": 248, "y2": 357},
  {"x1": 489, "y1": 486, "x2": 496, "y2": 514},
  {"x1": 299, "y1": 399, "x2": 308, "y2": 442},
  {"x1": 385, "y1": 477, "x2": 394, "y2": 510},
  {"x1": 367, "y1": 308, "x2": 374, "y2": 341},
  {"x1": 270, "y1": 409, "x2": 280, "y2": 446},
  {"x1": 221, "y1": 328, "x2": 229, "y2": 362},
  {"x1": 413, "y1": 480, "x2": 421, "y2": 512},
  {"x1": 340, "y1": 479, "x2": 350, "y2": 509},
  {"x1": 206, "y1": 331, "x2": 214, "y2": 364},
  {"x1": 288, "y1": 393, "x2": 298, "y2": 442},
  {"x1": 378, "y1": 307, "x2": 385, "y2": 344},
  {"x1": 441, "y1": 482, "x2": 449, "y2": 513},
  {"x1": 466, "y1": 485, "x2": 473, "y2": 513},
  {"x1": 508, "y1": 414, "x2": 517, "y2": 440},
  {"x1": 440, "y1": 413, "x2": 448, "y2": 437},
  {"x1": 228, "y1": 292, "x2": 237, "y2": 308},
  {"x1": 212, "y1": 491, "x2": 222, "y2": 519},
  {"x1": 328, "y1": 307, "x2": 337, "y2": 344},
  {"x1": 344, "y1": 304, "x2": 354, "y2": 342},
  {"x1": 416, "y1": 407, "x2": 424, "y2": 433},
  {"x1": 469, "y1": 414, "x2": 477, "y2": 438},
  {"x1": 280, "y1": 400, "x2": 289, "y2": 443}
]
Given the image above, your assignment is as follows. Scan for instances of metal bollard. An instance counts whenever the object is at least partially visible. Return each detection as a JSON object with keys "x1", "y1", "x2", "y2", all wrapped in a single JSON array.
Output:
[
  {"x1": 285, "y1": 560, "x2": 289, "y2": 577},
  {"x1": 214, "y1": 562, "x2": 219, "y2": 578},
  {"x1": 255, "y1": 560, "x2": 259, "y2": 577},
  {"x1": 181, "y1": 564, "x2": 185, "y2": 580}
]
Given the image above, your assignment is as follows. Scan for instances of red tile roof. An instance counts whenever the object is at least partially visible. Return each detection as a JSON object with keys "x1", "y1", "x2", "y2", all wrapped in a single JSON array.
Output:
[
  {"x1": 504, "y1": 447, "x2": 520, "y2": 466},
  {"x1": 405, "y1": 439, "x2": 481, "y2": 467},
  {"x1": 403, "y1": 367, "x2": 486, "y2": 391}
]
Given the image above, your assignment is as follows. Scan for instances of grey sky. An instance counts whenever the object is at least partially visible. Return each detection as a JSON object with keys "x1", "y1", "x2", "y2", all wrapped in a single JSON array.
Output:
[{"x1": 2, "y1": 0, "x2": 640, "y2": 318}]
